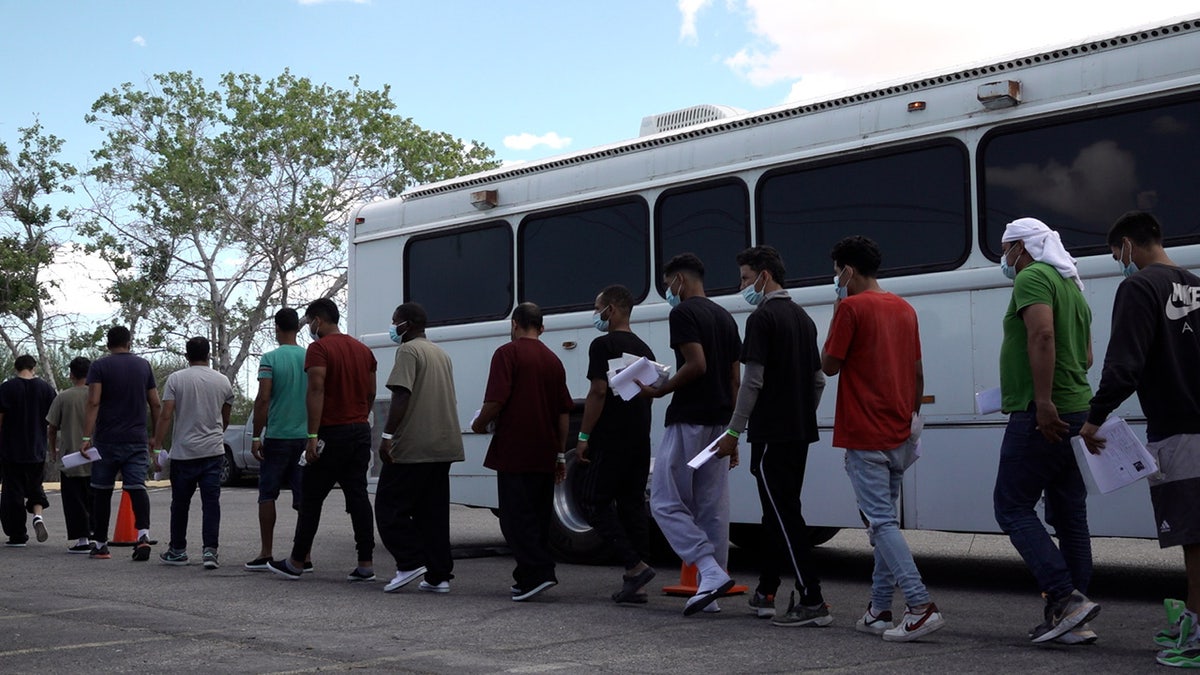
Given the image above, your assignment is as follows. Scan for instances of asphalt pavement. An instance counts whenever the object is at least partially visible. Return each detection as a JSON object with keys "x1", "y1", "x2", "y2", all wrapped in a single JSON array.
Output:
[{"x1": 0, "y1": 484, "x2": 1184, "y2": 674}]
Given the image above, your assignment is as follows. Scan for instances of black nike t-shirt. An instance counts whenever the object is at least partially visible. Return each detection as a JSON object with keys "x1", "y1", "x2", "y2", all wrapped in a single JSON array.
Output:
[
  {"x1": 664, "y1": 296, "x2": 741, "y2": 427},
  {"x1": 585, "y1": 331, "x2": 655, "y2": 452}
]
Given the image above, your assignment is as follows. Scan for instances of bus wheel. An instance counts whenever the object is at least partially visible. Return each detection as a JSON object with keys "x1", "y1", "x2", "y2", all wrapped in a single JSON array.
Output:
[{"x1": 548, "y1": 447, "x2": 611, "y2": 564}]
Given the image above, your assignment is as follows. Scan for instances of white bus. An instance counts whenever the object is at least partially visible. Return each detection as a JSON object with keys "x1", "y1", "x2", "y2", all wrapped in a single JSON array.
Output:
[{"x1": 347, "y1": 18, "x2": 1200, "y2": 561}]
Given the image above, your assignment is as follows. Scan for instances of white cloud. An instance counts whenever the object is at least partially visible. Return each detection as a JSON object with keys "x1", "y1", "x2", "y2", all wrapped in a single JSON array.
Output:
[
  {"x1": 503, "y1": 132, "x2": 572, "y2": 151},
  {"x1": 131, "y1": 35, "x2": 146, "y2": 47},
  {"x1": 711, "y1": 0, "x2": 1200, "y2": 103},
  {"x1": 678, "y1": 0, "x2": 711, "y2": 43},
  {"x1": 45, "y1": 243, "x2": 117, "y2": 316}
]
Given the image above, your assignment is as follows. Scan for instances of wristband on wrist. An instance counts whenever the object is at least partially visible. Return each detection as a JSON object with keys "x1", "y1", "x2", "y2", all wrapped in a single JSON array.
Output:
[
  {"x1": 81, "y1": 436, "x2": 91, "y2": 441},
  {"x1": 576, "y1": 432, "x2": 590, "y2": 442},
  {"x1": 380, "y1": 432, "x2": 394, "y2": 440},
  {"x1": 251, "y1": 437, "x2": 261, "y2": 442},
  {"x1": 307, "y1": 433, "x2": 318, "y2": 439},
  {"x1": 556, "y1": 453, "x2": 566, "y2": 463},
  {"x1": 724, "y1": 429, "x2": 740, "y2": 439}
]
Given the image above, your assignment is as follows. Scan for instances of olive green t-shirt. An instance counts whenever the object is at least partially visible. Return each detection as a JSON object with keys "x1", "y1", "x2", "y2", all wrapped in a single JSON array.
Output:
[
  {"x1": 46, "y1": 385, "x2": 89, "y2": 478},
  {"x1": 1000, "y1": 262, "x2": 1093, "y2": 414},
  {"x1": 385, "y1": 338, "x2": 464, "y2": 464}
]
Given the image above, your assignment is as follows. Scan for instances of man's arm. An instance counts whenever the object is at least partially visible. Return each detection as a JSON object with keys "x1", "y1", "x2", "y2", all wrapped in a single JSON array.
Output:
[
  {"x1": 250, "y1": 377, "x2": 272, "y2": 461},
  {"x1": 1022, "y1": 303, "x2": 1067, "y2": 442},
  {"x1": 221, "y1": 402, "x2": 231, "y2": 431},
  {"x1": 379, "y1": 387, "x2": 411, "y2": 465},
  {"x1": 471, "y1": 400, "x2": 503, "y2": 433},
  {"x1": 82, "y1": 383, "x2": 101, "y2": 450},
  {"x1": 47, "y1": 423, "x2": 58, "y2": 462},
  {"x1": 151, "y1": 399, "x2": 176, "y2": 450},
  {"x1": 641, "y1": 342, "x2": 705, "y2": 398},
  {"x1": 716, "y1": 361, "x2": 759, "y2": 465},
  {"x1": 305, "y1": 366, "x2": 326, "y2": 462},
  {"x1": 575, "y1": 378, "x2": 607, "y2": 464},
  {"x1": 146, "y1": 388, "x2": 162, "y2": 443}
]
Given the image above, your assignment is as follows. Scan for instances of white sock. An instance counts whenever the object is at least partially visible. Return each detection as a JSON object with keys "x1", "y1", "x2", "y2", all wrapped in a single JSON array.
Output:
[
  {"x1": 695, "y1": 555, "x2": 726, "y2": 590},
  {"x1": 33, "y1": 515, "x2": 43, "y2": 522},
  {"x1": 77, "y1": 538, "x2": 90, "y2": 546},
  {"x1": 137, "y1": 529, "x2": 150, "y2": 540}
]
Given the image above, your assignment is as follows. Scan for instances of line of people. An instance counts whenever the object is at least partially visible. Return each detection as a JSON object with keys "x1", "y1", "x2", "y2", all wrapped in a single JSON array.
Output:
[{"x1": 1, "y1": 213, "x2": 1197, "y2": 667}]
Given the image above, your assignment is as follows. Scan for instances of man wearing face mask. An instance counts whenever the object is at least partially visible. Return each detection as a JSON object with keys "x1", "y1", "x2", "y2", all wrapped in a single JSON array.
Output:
[
  {"x1": 821, "y1": 236, "x2": 944, "y2": 642},
  {"x1": 1079, "y1": 212, "x2": 1200, "y2": 667},
  {"x1": 268, "y1": 298, "x2": 378, "y2": 583},
  {"x1": 374, "y1": 302, "x2": 463, "y2": 594},
  {"x1": 575, "y1": 284, "x2": 657, "y2": 604},
  {"x1": 642, "y1": 252, "x2": 742, "y2": 616},
  {"x1": 715, "y1": 245, "x2": 827, "y2": 626},
  {"x1": 993, "y1": 217, "x2": 1099, "y2": 645}
]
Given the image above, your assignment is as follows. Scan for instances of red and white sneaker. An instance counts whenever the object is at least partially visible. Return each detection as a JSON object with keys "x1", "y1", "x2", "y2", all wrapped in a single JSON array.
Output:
[
  {"x1": 882, "y1": 603, "x2": 945, "y2": 642},
  {"x1": 855, "y1": 604, "x2": 895, "y2": 635}
]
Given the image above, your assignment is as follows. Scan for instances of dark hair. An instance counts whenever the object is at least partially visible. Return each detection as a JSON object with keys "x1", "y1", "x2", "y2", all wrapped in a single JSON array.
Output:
[
  {"x1": 394, "y1": 302, "x2": 428, "y2": 331},
  {"x1": 1107, "y1": 211, "x2": 1164, "y2": 247},
  {"x1": 598, "y1": 284, "x2": 634, "y2": 315},
  {"x1": 14, "y1": 354, "x2": 36, "y2": 372},
  {"x1": 305, "y1": 298, "x2": 339, "y2": 325},
  {"x1": 830, "y1": 236, "x2": 883, "y2": 277},
  {"x1": 512, "y1": 302, "x2": 543, "y2": 330},
  {"x1": 275, "y1": 307, "x2": 300, "y2": 332},
  {"x1": 663, "y1": 252, "x2": 705, "y2": 279},
  {"x1": 69, "y1": 356, "x2": 91, "y2": 381},
  {"x1": 107, "y1": 325, "x2": 132, "y2": 349},
  {"x1": 736, "y1": 245, "x2": 787, "y2": 284},
  {"x1": 185, "y1": 336, "x2": 211, "y2": 362}
]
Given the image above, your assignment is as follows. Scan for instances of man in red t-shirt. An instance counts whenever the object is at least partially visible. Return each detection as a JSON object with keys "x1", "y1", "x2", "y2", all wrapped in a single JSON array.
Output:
[
  {"x1": 268, "y1": 298, "x2": 378, "y2": 583},
  {"x1": 472, "y1": 303, "x2": 574, "y2": 602},
  {"x1": 821, "y1": 236, "x2": 944, "y2": 643}
]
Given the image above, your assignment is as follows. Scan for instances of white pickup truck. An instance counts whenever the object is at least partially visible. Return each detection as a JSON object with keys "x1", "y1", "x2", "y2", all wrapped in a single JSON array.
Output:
[{"x1": 220, "y1": 416, "x2": 259, "y2": 486}]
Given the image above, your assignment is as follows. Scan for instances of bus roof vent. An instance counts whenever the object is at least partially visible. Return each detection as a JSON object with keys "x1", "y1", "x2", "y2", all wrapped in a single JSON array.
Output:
[{"x1": 639, "y1": 104, "x2": 745, "y2": 137}]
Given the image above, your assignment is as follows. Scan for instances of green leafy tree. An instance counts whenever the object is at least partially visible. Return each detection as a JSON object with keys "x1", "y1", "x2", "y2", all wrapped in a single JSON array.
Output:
[
  {"x1": 0, "y1": 122, "x2": 79, "y2": 383},
  {"x1": 79, "y1": 70, "x2": 499, "y2": 381}
]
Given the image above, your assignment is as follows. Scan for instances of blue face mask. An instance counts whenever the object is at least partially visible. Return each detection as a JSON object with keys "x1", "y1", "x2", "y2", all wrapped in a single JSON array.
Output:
[
  {"x1": 309, "y1": 320, "x2": 320, "y2": 341},
  {"x1": 592, "y1": 306, "x2": 610, "y2": 332},
  {"x1": 834, "y1": 269, "x2": 849, "y2": 300},
  {"x1": 1000, "y1": 246, "x2": 1019, "y2": 280},
  {"x1": 742, "y1": 273, "x2": 765, "y2": 306},
  {"x1": 388, "y1": 321, "x2": 408, "y2": 344},
  {"x1": 665, "y1": 275, "x2": 682, "y2": 308},
  {"x1": 1119, "y1": 240, "x2": 1139, "y2": 279}
]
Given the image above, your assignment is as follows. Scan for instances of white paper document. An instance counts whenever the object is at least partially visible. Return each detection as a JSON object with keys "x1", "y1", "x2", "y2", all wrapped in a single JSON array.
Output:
[
  {"x1": 607, "y1": 356, "x2": 670, "y2": 401},
  {"x1": 975, "y1": 387, "x2": 1002, "y2": 415},
  {"x1": 1070, "y1": 417, "x2": 1157, "y2": 495},
  {"x1": 470, "y1": 409, "x2": 496, "y2": 433},
  {"x1": 686, "y1": 435, "x2": 724, "y2": 470},
  {"x1": 62, "y1": 448, "x2": 100, "y2": 469}
]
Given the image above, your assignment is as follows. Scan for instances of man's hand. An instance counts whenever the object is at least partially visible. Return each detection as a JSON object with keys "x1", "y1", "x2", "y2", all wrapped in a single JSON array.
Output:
[
  {"x1": 1035, "y1": 400, "x2": 1069, "y2": 443},
  {"x1": 304, "y1": 437, "x2": 321, "y2": 464},
  {"x1": 377, "y1": 440, "x2": 393, "y2": 466},
  {"x1": 715, "y1": 434, "x2": 739, "y2": 470},
  {"x1": 251, "y1": 439, "x2": 264, "y2": 462},
  {"x1": 151, "y1": 451, "x2": 162, "y2": 474},
  {"x1": 635, "y1": 380, "x2": 660, "y2": 399},
  {"x1": 1079, "y1": 421, "x2": 1106, "y2": 455},
  {"x1": 554, "y1": 460, "x2": 566, "y2": 484},
  {"x1": 576, "y1": 439, "x2": 590, "y2": 464}
]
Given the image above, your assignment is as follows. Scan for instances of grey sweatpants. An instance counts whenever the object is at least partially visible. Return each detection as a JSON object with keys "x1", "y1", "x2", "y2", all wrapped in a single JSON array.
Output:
[{"x1": 650, "y1": 423, "x2": 730, "y2": 568}]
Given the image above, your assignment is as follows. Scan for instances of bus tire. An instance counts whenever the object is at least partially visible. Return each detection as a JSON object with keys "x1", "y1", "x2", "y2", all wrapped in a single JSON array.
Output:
[{"x1": 548, "y1": 446, "x2": 611, "y2": 564}]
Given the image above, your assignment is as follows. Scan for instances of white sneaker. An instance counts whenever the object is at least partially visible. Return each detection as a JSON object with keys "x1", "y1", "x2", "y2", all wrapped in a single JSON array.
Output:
[
  {"x1": 882, "y1": 603, "x2": 945, "y2": 642},
  {"x1": 855, "y1": 605, "x2": 895, "y2": 635},
  {"x1": 703, "y1": 600, "x2": 721, "y2": 613},
  {"x1": 418, "y1": 580, "x2": 450, "y2": 593},
  {"x1": 384, "y1": 566, "x2": 427, "y2": 593}
]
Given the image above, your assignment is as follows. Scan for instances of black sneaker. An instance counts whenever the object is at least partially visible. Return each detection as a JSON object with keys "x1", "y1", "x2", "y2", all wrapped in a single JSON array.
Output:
[
  {"x1": 244, "y1": 556, "x2": 271, "y2": 571},
  {"x1": 748, "y1": 591, "x2": 776, "y2": 619},
  {"x1": 132, "y1": 535, "x2": 152, "y2": 561},
  {"x1": 513, "y1": 579, "x2": 557, "y2": 602},
  {"x1": 1031, "y1": 590, "x2": 1100, "y2": 643},
  {"x1": 267, "y1": 559, "x2": 301, "y2": 580},
  {"x1": 68, "y1": 543, "x2": 92, "y2": 554},
  {"x1": 5, "y1": 538, "x2": 28, "y2": 548},
  {"x1": 346, "y1": 568, "x2": 376, "y2": 582},
  {"x1": 89, "y1": 543, "x2": 111, "y2": 559},
  {"x1": 303, "y1": 561, "x2": 314, "y2": 574},
  {"x1": 32, "y1": 517, "x2": 48, "y2": 543}
]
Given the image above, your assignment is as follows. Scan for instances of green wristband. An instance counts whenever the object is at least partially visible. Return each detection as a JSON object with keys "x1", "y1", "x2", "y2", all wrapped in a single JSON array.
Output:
[
  {"x1": 577, "y1": 432, "x2": 590, "y2": 442},
  {"x1": 724, "y1": 429, "x2": 740, "y2": 439},
  {"x1": 307, "y1": 433, "x2": 318, "y2": 439}
]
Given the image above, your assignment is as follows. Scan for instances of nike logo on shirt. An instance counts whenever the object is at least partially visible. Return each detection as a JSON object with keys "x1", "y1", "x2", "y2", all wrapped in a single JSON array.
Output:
[{"x1": 1165, "y1": 283, "x2": 1200, "y2": 321}]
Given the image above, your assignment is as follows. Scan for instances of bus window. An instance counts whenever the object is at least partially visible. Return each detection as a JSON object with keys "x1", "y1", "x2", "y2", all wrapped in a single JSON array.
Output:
[
  {"x1": 981, "y1": 95, "x2": 1200, "y2": 258},
  {"x1": 518, "y1": 198, "x2": 649, "y2": 313},
  {"x1": 655, "y1": 179, "x2": 750, "y2": 297},
  {"x1": 404, "y1": 221, "x2": 513, "y2": 326},
  {"x1": 757, "y1": 142, "x2": 970, "y2": 284}
]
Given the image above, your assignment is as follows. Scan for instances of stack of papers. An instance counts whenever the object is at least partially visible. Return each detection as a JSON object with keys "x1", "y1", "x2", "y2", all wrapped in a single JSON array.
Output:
[
  {"x1": 607, "y1": 354, "x2": 671, "y2": 401},
  {"x1": 686, "y1": 435, "x2": 723, "y2": 470},
  {"x1": 62, "y1": 448, "x2": 100, "y2": 469},
  {"x1": 1070, "y1": 417, "x2": 1157, "y2": 494}
]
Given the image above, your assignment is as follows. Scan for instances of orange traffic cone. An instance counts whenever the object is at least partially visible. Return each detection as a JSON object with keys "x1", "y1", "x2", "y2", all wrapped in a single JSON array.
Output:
[
  {"x1": 662, "y1": 563, "x2": 748, "y2": 597},
  {"x1": 109, "y1": 490, "x2": 159, "y2": 546}
]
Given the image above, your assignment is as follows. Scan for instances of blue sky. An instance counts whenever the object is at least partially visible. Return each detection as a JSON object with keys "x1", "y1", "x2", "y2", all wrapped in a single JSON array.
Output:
[{"x1": 4, "y1": 0, "x2": 1198, "y2": 173}]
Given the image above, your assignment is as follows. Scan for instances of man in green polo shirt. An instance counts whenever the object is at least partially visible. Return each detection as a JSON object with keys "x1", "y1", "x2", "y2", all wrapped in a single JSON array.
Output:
[{"x1": 993, "y1": 217, "x2": 1100, "y2": 645}]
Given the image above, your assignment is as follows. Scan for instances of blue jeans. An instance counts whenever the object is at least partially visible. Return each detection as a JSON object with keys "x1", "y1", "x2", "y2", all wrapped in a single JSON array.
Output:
[
  {"x1": 993, "y1": 406, "x2": 1091, "y2": 601},
  {"x1": 169, "y1": 456, "x2": 223, "y2": 551},
  {"x1": 844, "y1": 447, "x2": 931, "y2": 612}
]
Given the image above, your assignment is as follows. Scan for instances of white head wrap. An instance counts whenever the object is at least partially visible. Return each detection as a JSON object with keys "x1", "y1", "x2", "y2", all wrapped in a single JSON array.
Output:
[{"x1": 1001, "y1": 217, "x2": 1084, "y2": 290}]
